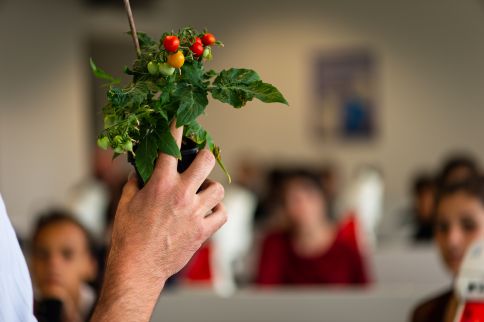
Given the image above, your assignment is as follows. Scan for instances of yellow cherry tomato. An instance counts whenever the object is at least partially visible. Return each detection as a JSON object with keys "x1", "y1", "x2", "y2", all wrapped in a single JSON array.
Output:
[{"x1": 167, "y1": 51, "x2": 185, "y2": 69}]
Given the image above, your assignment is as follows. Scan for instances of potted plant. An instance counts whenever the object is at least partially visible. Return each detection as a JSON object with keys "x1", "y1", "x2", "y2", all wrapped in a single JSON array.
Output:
[{"x1": 91, "y1": 26, "x2": 288, "y2": 185}]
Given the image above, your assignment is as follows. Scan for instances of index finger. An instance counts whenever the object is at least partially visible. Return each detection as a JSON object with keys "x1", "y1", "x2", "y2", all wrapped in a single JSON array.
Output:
[{"x1": 154, "y1": 120, "x2": 183, "y2": 174}]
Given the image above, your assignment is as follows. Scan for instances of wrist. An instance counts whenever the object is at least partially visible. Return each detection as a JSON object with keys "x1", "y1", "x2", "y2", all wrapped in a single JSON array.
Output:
[{"x1": 91, "y1": 246, "x2": 167, "y2": 322}]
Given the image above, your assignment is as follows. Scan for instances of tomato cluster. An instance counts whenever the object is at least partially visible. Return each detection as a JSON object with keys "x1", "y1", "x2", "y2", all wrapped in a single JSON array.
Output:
[{"x1": 146, "y1": 32, "x2": 219, "y2": 76}]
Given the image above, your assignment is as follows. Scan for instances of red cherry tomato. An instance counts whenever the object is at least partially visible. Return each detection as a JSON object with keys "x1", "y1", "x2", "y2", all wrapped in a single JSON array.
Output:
[
  {"x1": 190, "y1": 42, "x2": 204, "y2": 57},
  {"x1": 194, "y1": 37, "x2": 202, "y2": 45},
  {"x1": 163, "y1": 35, "x2": 180, "y2": 52},
  {"x1": 202, "y1": 33, "x2": 216, "y2": 46}
]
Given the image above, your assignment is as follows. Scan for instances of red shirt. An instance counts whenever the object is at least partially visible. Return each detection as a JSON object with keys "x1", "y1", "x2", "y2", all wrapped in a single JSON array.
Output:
[{"x1": 256, "y1": 230, "x2": 369, "y2": 286}]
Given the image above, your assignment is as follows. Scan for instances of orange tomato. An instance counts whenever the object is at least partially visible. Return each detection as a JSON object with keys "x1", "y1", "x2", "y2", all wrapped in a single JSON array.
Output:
[{"x1": 167, "y1": 51, "x2": 185, "y2": 69}]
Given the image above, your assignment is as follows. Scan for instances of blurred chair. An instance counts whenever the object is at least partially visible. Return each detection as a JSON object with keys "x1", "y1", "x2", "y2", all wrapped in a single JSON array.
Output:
[
  {"x1": 341, "y1": 165, "x2": 384, "y2": 249},
  {"x1": 183, "y1": 184, "x2": 257, "y2": 296},
  {"x1": 371, "y1": 245, "x2": 449, "y2": 285}
]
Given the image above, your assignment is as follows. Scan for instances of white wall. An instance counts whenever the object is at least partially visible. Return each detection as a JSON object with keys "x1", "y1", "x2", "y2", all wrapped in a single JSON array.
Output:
[{"x1": 1, "y1": 0, "x2": 484, "y2": 235}]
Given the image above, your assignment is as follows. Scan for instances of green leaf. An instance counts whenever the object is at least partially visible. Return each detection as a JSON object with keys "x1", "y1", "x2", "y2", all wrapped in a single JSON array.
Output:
[
  {"x1": 135, "y1": 32, "x2": 156, "y2": 48},
  {"x1": 125, "y1": 82, "x2": 150, "y2": 108},
  {"x1": 249, "y1": 82, "x2": 288, "y2": 105},
  {"x1": 181, "y1": 62, "x2": 205, "y2": 88},
  {"x1": 90, "y1": 58, "x2": 120, "y2": 84},
  {"x1": 211, "y1": 68, "x2": 288, "y2": 108},
  {"x1": 107, "y1": 87, "x2": 126, "y2": 107},
  {"x1": 173, "y1": 84, "x2": 209, "y2": 126},
  {"x1": 206, "y1": 134, "x2": 231, "y2": 183},
  {"x1": 135, "y1": 130, "x2": 159, "y2": 183},
  {"x1": 154, "y1": 124, "x2": 181, "y2": 160},
  {"x1": 184, "y1": 121, "x2": 207, "y2": 147}
]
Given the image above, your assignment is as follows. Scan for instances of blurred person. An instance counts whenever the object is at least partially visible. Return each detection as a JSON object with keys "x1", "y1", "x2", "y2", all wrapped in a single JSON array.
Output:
[
  {"x1": 0, "y1": 123, "x2": 227, "y2": 322},
  {"x1": 66, "y1": 147, "x2": 129, "y2": 241},
  {"x1": 317, "y1": 163, "x2": 340, "y2": 221},
  {"x1": 31, "y1": 210, "x2": 98, "y2": 322},
  {"x1": 256, "y1": 170, "x2": 369, "y2": 286},
  {"x1": 412, "y1": 177, "x2": 484, "y2": 322},
  {"x1": 411, "y1": 174, "x2": 437, "y2": 242},
  {"x1": 67, "y1": 147, "x2": 129, "y2": 292},
  {"x1": 437, "y1": 154, "x2": 479, "y2": 187}
]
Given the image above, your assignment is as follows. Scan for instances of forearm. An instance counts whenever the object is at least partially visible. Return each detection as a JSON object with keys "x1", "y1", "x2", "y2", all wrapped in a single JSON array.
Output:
[{"x1": 90, "y1": 246, "x2": 167, "y2": 322}]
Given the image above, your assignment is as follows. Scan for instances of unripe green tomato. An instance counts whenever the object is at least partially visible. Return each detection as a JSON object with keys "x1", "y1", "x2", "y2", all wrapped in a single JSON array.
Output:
[
  {"x1": 122, "y1": 140, "x2": 133, "y2": 152},
  {"x1": 113, "y1": 135, "x2": 123, "y2": 145},
  {"x1": 158, "y1": 62, "x2": 175, "y2": 76},
  {"x1": 97, "y1": 136, "x2": 110, "y2": 150},
  {"x1": 147, "y1": 61, "x2": 159, "y2": 75},
  {"x1": 203, "y1": 47, "x2": 211, "y2": 59}
]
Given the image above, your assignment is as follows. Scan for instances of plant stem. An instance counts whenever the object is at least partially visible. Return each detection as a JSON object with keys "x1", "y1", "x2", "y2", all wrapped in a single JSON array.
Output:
[{"x1": 123, "y1": 0, "x2": 141, "y2": 57}]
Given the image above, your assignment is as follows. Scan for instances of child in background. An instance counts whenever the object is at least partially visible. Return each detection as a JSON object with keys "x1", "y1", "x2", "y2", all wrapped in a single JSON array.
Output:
[{"x1": 30, "y1": 210, "x2": 97, "y2": 322}]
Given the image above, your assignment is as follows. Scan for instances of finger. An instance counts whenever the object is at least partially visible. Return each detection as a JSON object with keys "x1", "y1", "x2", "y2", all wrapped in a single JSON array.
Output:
[
  {"x1": 182, "y1": 149, "x2": 216, "y2": 193},
  {"x1": 202, "y1": 203, "x2": 228, "y2": 239},
  {"x1": 118, "y1": 172, "x2": 139, "y2": 207},
  {"x1": 154, "y1": 119, "x2": 184, "y2": 173},
  {"x1": 197, "y1": 179, "x2": 225, "y2": 215}
]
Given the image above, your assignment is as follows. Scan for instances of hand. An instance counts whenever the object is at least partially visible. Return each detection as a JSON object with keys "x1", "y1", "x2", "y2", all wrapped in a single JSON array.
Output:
[
  {"x1": 40, "y1": 285, "x2": 81, "y2": 322},
  {"x1": 91, "y1": 122, "x2": 227, "y2": 322}
]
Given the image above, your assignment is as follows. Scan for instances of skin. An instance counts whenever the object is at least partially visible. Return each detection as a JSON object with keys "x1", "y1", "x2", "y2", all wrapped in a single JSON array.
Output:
[
  {"x1": 435, "y1": 192, "x2": 484, "y2": 276},
  {"x1": 282, "y1": 179, "x2": 335, "y2": 257},
  {"x1": 31, "y1": 221, "x2": 96, "y2": 322},
  {"x1": 90, "y1": 123, "x2": 227, "y2": 322}
]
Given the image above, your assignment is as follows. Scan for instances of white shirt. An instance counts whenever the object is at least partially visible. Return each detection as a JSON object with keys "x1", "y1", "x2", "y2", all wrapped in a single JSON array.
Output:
[{"x1": 0, "y1": 194, "x2": 37, "y2": 322}]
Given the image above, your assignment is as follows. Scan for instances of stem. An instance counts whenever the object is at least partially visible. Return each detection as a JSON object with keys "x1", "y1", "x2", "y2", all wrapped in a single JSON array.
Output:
[{"x1": 123, "y1": 0, "x2": 141, "y2": 57}]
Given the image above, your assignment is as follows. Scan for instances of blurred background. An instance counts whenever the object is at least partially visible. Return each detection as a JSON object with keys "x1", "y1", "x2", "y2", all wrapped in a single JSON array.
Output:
[{"x1": 1, "y1": 0, "x2": 484, "y2": 321}]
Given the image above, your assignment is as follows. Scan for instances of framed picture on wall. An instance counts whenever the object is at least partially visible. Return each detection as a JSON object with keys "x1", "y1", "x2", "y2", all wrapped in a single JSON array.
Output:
[{"x1": 312, "y1": 48, "x2": 378, "y2": 141}]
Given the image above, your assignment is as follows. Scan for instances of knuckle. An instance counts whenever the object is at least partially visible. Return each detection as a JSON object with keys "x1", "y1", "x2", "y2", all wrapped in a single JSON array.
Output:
[
  {"x1": 198, "y1": 149, "x2": 215, "y2": 167},
  {"x1": 212, "y1": 182, "x2": 225, "y2": 200},
  {"x1": 221, "y1": 210, "x2": 228, "y2": 224}
]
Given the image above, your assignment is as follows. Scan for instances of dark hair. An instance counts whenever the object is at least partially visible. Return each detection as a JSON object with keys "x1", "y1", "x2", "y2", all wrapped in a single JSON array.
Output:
[
  {"x1": 437, "y1": 155, "x2": 479, "y2": 187},
  {"x1": 434, "y1": 176, "x2": 484, "y2": 213},
  {"x1": 413, "y1": 174, "x2": 435, "y2": 196},
  {"x1": 280, "y1": 169, "x2": 324, "y2": 198},
  {"x1": 31, "y1": 209, "x2": 96, "y2": 256}
]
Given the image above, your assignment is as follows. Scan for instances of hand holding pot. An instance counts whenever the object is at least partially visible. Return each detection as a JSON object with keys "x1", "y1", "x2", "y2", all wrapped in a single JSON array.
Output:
[{"x1": 91, "y1": 122, "x2": 227, "y2": 322}]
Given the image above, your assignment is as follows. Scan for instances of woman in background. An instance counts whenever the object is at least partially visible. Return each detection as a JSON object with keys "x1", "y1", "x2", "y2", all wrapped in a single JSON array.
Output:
[
  {"x1": 412, "y1": 177, "x2": 484, "y2": 322},
  {"x1": 256, "y1": 170, "x2": 369, "y2": 286}
]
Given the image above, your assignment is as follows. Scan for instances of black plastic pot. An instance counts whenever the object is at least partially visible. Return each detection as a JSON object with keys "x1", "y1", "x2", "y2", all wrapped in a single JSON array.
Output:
[{"x1": 128, "y1": 139, "x2": 199, "y2": 188}]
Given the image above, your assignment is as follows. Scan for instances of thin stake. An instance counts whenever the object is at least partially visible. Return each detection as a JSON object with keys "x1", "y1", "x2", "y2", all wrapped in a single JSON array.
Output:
[{"x1": 123, "y1": 0, "x2": 141, "y2": 57}]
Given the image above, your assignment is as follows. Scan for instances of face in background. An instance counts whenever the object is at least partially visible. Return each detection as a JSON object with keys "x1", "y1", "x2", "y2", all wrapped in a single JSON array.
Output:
[
  {"x1": 282, "y1": 178, "x2": 327, "y2": 228},
  {"x1": 435, "y1": 192, "x2": 484, "y2": 276},
  {"x1": 31, "y1": 221, "x2": 96, "y2": 300}
]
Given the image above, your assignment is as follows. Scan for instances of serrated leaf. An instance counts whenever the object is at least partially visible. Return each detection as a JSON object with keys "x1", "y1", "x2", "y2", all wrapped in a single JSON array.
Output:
[
  {"x1": 135, "y1": 131, "x2": 159, "y2": 183},
  {"x1": 90, "y1": 58, "x2": 120, "y2": 84},
  {"x1": 181, "y1": 62, "x2": 206, "y2": 88},
  {"x1": 249, "y1": 81, "x2": 288, "y2": 105},
  {"x1": 174, "y1": 85, "x2": 209, "y2": 126},
  {"x1": 211, "y1": 68, "x2": 288, "y2": 108}
]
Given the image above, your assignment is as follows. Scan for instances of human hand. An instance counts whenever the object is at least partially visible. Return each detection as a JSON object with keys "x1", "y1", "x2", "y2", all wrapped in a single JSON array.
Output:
[{"x1": 91, "y1": 122, "x2": 227, "y2": 322}]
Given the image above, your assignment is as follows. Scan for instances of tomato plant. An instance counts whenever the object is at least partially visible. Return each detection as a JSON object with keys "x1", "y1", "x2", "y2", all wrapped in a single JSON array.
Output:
[{"x1": 91, "y1": 27, "x2": 288, "y2": 184}]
